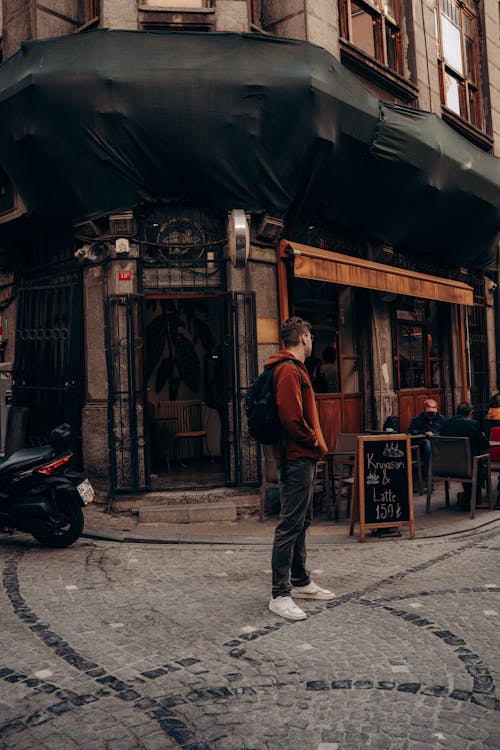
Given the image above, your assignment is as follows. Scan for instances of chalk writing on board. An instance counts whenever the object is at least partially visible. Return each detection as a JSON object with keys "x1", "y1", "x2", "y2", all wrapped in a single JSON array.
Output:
[{"x1": 350, "y1": 434, "x2": 415, "y2": 541}]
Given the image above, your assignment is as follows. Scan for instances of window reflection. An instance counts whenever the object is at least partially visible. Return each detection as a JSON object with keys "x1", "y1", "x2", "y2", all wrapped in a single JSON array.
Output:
[
  {"x1": 351, "y1": 1, "x2": 376, "y2": 57},
  {"x1": 394, "y1": 300, "x2": 443, "y2": 390},
  {"x1": 293, "y1": 280, "x2": 359, "y2": 394}
]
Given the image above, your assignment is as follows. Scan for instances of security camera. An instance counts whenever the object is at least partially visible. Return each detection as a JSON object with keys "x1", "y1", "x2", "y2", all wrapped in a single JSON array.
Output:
[{"x1": 74, "y1": 243, "x2": 98, "y2": 262}]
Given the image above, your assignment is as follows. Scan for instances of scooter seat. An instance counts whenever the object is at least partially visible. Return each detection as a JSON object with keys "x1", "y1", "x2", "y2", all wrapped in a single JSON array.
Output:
[{"x1": 0, "y1": 446, "x2": 54, "y2": 476}]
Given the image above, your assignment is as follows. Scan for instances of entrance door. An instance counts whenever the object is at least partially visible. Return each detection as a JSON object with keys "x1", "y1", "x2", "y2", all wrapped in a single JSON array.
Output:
[
  {"x1": 143, "y1": 292, "x2": 259, "y2": 489},
  {"x1": 144, "y1": 295, "x2": 225, "y2": 488}
]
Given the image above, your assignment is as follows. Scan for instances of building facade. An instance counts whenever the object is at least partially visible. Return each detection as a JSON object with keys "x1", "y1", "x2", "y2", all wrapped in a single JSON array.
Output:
[{"x1": 0, "y1": 0, "x2": 498, "y2": 497}]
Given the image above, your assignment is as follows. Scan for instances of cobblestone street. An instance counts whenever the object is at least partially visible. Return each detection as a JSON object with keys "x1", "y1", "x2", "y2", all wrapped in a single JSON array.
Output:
[{"x1": 1, "y1": 522, "x2": 499, "y2": 749}]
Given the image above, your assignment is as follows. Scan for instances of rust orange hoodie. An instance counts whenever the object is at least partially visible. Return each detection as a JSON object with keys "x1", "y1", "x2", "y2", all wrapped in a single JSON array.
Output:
[{"x1": 265, "y1": 350, "x2": 328, "y2": 461}]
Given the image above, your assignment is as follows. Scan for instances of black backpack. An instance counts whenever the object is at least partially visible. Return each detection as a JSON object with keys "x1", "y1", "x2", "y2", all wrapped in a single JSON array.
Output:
[{"x1": 246, "y1": 359, "x2": 299, "y2": 444}]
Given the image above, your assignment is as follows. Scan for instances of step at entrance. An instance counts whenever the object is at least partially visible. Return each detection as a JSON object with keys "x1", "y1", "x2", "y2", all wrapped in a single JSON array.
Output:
[{"x1": 139, "y1": 502, "x2": 238, "y2": 524}]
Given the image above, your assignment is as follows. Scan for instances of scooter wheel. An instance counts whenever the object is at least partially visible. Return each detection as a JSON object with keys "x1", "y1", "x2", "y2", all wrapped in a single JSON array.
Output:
[{"x1": 33, "y1": 492, "x2": 84, "y2": 548}]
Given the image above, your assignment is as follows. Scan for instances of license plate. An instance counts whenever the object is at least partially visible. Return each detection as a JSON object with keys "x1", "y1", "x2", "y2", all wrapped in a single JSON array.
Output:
[{"x1": 77, "y1": 479, "x2": 95, "y2": 505}]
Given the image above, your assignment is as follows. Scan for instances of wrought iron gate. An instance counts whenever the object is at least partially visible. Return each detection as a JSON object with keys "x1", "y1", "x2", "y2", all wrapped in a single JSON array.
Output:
[
  {"x1": 105, "y1": 294, "x2": 149, "y2": 493},
  {"x1": 467, "y1": 274, "x2": 489, "y2": 422},
  {"x1": 106, "y1": 291, "x2": 260, "y2": 492},
  {"x1": 14, "y1": 276, "x2": 84, "y2": 456},
  {"x1": 225, "y1": 291, "x2": 260, "y2": 486}
]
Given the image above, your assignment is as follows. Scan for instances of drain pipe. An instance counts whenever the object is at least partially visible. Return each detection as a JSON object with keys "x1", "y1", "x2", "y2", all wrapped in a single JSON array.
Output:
[{"x1": 495, "y1": 281, "x2": 500, "y2": 391}]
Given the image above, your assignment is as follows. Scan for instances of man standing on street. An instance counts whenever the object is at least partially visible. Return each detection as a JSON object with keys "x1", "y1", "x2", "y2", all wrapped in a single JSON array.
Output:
[{"x1": 266, "y1": 316, "x2": 335, "y2": 621}]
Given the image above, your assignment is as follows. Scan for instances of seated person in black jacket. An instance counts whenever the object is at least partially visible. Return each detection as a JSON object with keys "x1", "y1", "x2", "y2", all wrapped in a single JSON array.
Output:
[
  {"x1": 408, "y1": 399, "x2": 445, "y2": 482},
  {"x1": 440, "y1": 402, "x2": 489, "y2": 509}
]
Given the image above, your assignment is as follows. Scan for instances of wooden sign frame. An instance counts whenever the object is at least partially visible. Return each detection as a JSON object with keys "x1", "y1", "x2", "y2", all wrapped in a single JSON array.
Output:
[{"x1": 349, "y1": 434, "x2": 415, "y2": 542}]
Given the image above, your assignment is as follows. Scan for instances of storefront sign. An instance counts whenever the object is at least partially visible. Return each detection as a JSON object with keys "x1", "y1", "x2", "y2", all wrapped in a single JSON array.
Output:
[
  {"x1": 349, "y1": 434, "x2": 415, "y2": 542},
  {"x1": 118, "y1": 270, "x2": 132, "y2": 281}
]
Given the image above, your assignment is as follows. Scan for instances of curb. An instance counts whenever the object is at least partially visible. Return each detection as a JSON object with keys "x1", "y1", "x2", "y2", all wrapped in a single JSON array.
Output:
[{"x1": 81, "y1": 514, "x2": 500, "y2": 546}]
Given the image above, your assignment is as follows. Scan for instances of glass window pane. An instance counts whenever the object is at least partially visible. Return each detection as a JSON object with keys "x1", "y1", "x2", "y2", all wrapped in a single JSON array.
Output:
[
  {"x1": 342, "y1": 358, "x2": 360, "y2": 394},
  {"x1": 338, "y1": 288, "x2": 356, "y2": 356},
  {"x1": 427, "y1": 303, "x2": 441, "y2": 357},
  {"x1": 465, "y1": 36, "x2": 476, "y2": 83},
  {"x1": 383, "y1": 0, "x2": 395, "y2": 19},
  {"x1": 430, "y1": 360, "x2": 442, "y2": 387},
  {"x1": 293, "y1": 280, "x2": 358, "y2": 395},
  {"x1": 385, "y1": 22, "x2": 397, "y2": 69},
  {"x1": 441, "y1": 14, "x2": 463, "y2": 74},
  {"x1": 351, "y1": 1, "x2": 377, "y2": 57},
  {"x1": 444, "y1": 71, "x2": 461, "y2": 114},
  {"x1": 398, "y1": 324, "x2": 425, "y2": 389},
  {"x1": 293, "y1": 278, "x2": 339, "y2": 394}
]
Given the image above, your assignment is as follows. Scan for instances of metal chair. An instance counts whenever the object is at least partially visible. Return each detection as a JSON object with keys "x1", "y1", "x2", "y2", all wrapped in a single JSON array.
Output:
[
  {"x1": 427, "y1": 436, "x2": 492, "y2": 519},
  {"x1": 410, "y1": 442, "x2": 424, "y2": 495},
  {"x1": 488, "y1": 425, "x2": 500, "y2": 505}
]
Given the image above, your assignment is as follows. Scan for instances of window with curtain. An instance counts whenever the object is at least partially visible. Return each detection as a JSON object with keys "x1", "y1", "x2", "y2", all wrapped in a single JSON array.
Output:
[
  {"x1": 338, "y1": 0, "x2": 403, "y2": 73},
  {"x1": 434, "y1": 0, "x2": 483, "y2": 129}
]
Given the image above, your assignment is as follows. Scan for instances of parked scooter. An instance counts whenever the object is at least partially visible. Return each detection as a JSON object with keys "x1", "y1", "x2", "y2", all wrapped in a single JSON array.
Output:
[{"x1": 0, "y1": 423, "x2": 95, "y2": 547}]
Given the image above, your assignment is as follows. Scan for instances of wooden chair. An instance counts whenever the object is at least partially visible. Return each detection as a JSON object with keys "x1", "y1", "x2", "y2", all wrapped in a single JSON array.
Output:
[
  {"x1": 327, "y1": 433, "x2": 358, "y2": 518},
  {"x1": 174, "y1": 400, "x2": 211, "y2": 462},
  {"x1": 312, "y1": 459, "x2": 333, "y2": 520},
  {"x1": 427, "y1": 436, "x2": 492, "y2": 519}
]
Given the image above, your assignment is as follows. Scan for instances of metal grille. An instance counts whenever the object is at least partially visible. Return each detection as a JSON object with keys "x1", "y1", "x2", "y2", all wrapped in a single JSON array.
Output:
[
  {"x1": 230, "y1": 291, "x2": 260, "y2": 486},
  {"x1": 13, "y1": 277, "x2": 83, "y2": 455},
  {"x1": 139, "y1": 206, "x2": 226, "y2": 293},
  {"x1": 467, "y1": 273, "x2": 489, "y2": 421},
  {"x1": 105, "y1": 295, "x2": 149, "y2": 493}
]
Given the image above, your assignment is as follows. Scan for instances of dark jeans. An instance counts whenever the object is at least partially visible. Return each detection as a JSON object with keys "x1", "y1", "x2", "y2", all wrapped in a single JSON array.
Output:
[{"x1": 271, "y1": 457, "x2": 316, "y2": 599}]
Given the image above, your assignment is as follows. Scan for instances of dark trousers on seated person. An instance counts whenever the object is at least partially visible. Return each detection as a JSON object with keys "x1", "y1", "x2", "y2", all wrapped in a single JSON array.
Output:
[{"x1": 271, "y1": 457, "x2": 316, "y2": 599}]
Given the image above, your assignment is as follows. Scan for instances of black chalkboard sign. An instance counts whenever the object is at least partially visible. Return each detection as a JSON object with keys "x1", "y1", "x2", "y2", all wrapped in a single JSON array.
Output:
[{"x1": 349, "y1": 434, "x2": 415, "y2": 542}]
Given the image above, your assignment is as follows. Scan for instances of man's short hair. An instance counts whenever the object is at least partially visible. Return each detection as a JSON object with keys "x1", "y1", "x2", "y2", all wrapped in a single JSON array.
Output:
[
  {"x1": 456, "y1": 401, "x2": 473, "y2": 416},
  {"x1": 280, "y1": 316, "x2": 311, "y2": 348}
]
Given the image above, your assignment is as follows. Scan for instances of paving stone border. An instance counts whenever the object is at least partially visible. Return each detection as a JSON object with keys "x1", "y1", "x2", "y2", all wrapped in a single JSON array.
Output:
[
  {"x1": 2, "y1": 548, "x2": 211, "y2": 748},
  {"x1": 2, "y1": 528, "x2": 499, "y2": 748}
]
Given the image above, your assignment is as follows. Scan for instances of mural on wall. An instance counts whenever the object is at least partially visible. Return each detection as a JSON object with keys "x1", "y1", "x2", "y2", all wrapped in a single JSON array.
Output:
[{"x1": 145, "y1": 299, "x2": 216, "y2": 401}]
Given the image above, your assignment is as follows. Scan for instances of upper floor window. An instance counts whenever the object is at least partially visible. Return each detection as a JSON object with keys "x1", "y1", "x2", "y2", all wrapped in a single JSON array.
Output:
[
  {"x1": 141, "y1": 0, "x2": 209, "y2": 6},
  {"x1": 434, "y1": 0, "x2": 483, "y2": 129},
  {"x1": 78, "y1": 0, "x2": 100, "y2": 28},
  {"x1": 339, "y1": 0, "x2": 403, "y2": 74}
]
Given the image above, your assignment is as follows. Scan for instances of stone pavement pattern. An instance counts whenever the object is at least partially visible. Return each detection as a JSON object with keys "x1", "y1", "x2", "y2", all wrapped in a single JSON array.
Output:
[{"x1": 0, "y1": 523, "x2": 499, "y2": 749}]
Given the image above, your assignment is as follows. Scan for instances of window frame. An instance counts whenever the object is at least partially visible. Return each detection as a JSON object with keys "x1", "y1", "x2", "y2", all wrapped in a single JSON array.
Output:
[
  {"x1": 434, "y1": 0, "x2": 483, "y2": 131},
  {"x1": 393, "y1": 300, "x2": 444, "y2": 392},
  {"x1": 339, "y1": 0, "x2": 403, "y2": 75}
]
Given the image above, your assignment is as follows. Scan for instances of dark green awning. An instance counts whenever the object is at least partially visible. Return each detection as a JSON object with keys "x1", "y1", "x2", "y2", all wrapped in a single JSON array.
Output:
[{"x1": 0, "y1": 29, "x2": 497, "y2": 268}]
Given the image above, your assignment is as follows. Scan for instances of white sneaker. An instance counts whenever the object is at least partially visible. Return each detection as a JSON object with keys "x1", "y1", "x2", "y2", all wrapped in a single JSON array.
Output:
[
  {"x1": 269, "y1": 596, "x2": 307, "y2": 621},
  {"x1": 291, "y1": 580, "x2": 336, "y2": 600}
]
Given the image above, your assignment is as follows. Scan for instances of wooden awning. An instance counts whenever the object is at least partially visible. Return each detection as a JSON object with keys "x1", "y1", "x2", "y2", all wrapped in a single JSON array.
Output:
[{"x1": 282, "y1": 241, "x2": 474, "y2": 306}]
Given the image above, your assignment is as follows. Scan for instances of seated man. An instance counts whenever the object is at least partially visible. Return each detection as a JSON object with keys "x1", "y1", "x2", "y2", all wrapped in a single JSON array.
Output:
[
  {"x1": 408, "y1": 399, "x2": 445, "y2": 483},
  {"x1": 441, "y1": 402, "x2": 489, "y2": 510}
]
